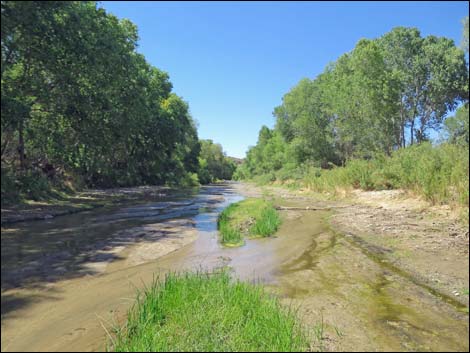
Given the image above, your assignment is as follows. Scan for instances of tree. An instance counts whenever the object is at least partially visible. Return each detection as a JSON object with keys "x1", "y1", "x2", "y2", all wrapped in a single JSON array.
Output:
[
  {"x1": 444, "y1": 104, "x2": 469, "y2": 146},
  {"x1": 1, "y1": 1, "x2": 208, "y2": 199},
  {"x1": 274, "y1": 78, "x2": 336, "y2": 166},
  {"x1": 238, "y1": 26, "x2": 469, "y2": 181},
  {"x1": 197, "y1": 140, "x2": 235, "y2": 183},
  {"x1": 462, "y1": 16, "x2": 469, "y2": 55},
  {"x1": 379, "y1": 27, "x2": 468, "y2": 145}
]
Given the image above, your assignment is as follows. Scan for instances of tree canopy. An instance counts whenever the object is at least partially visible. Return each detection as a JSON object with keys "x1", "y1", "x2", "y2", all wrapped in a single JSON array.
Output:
[
  {"x1": 1, "y1": 1, "x2": 234, "y2": 200},
  {"x1": 237, "y1": 25, "x2": 469, "y2": 180}
]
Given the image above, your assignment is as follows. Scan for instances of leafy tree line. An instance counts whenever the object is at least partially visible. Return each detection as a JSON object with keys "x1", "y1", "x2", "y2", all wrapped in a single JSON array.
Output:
[
  {"x1": 197, "y1": 139, "x2": 236, "y2": 184},
  {"x1": 1, "y1": 1, "x2": 233, "y2": 202},
  {"x1": 236, "y1": 23, "x2": 469, "y2": 187}
]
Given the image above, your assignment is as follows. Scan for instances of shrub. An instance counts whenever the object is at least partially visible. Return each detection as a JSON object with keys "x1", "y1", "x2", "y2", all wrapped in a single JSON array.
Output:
[{"x1": 241, "y1": 142, "x2": 469, "y2": 207}]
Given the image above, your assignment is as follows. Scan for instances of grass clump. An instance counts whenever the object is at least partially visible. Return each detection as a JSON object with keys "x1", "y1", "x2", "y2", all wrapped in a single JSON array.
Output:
[
  {"x1": 217, "y1": 198, "x2": 281, "y2": 246},
  {"x1": 247, "y1": 142, "x2": 469, "y2": 207},
  {"x1": 110, "y1": 270, "x2": 309, "y2": 352}
]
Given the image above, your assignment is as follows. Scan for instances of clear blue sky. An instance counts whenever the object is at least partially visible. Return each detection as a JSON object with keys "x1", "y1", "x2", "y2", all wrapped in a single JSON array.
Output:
[{"x1": 101, "y1": 1, "x2": 469, "y2": 158}]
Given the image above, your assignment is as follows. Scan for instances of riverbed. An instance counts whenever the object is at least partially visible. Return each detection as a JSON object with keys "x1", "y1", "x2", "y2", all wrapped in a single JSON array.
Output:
[{"x1": 1, "y1": 182, "x2": 468, "y2": 352}]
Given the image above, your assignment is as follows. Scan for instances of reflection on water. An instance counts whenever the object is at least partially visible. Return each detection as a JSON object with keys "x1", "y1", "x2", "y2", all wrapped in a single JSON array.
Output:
[
  {"x1": 1, "y1": 182, "x2": 468, "y2": 352},
  {"x1": 0, "y1": 183, "x2": 242, "y2": 290}
]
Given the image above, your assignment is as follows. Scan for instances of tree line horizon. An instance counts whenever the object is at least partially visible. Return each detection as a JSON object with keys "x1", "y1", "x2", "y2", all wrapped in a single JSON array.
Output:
[{"x1": 1, "y1": 2, "x2": 468, "y2": 204}]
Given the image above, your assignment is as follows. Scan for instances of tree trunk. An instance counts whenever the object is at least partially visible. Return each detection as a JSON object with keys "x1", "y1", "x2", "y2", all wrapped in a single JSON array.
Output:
[
  {"x1": 1, "y1": 132, "x2": 12, "y2": 160},
  {"x1": 401, "y1": 120, "x2": 406, "y2": 148},
  {"x1": 410, "y1": 120, "x2": 414, "y2": 145},
  {"x1": 399, "y1": 105, "x2": 406, "y2": 148},
  {"x1": 18, "y1": 119, "x2": 25, "y2": 170}
]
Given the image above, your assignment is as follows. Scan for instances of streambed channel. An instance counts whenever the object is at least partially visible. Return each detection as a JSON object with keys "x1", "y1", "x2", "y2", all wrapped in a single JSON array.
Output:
[{"x1": 1, "y1": 182, "x2": 468, "y2": 351}]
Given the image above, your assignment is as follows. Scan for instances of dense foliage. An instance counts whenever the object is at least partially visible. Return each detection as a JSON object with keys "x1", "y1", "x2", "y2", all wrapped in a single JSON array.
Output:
[
  {"x1": 197, "y1": 139, "x2": 236, "y2": 184},
  {"x1": 236, "y1": 23, "x2": 469, "y2": 206},
  {"x1": 1, "y1": 1, "x2": 235, "y2": 203}
]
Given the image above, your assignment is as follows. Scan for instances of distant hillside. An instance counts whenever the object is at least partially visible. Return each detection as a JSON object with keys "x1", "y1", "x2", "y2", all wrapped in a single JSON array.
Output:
[{"x1": 228, "y1": 157, "x2": 244, "y2": 165}]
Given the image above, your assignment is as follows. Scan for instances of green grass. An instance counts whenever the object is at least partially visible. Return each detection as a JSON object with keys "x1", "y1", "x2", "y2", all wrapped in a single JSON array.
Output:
[
  {"x1": 109, "y1": 270, "x2": 309, "y2": 352},
  {"x1": 247, "y1": 143, "x2": 469, "y2": 208},
  {"x1": 217, "y1": 198, "x2": 282, "y2": 246}
]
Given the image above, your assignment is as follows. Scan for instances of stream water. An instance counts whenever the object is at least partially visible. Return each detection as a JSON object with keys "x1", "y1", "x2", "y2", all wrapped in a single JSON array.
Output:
[{"x1": 1, "y1": 182, "x2": 468, "y2": 352}]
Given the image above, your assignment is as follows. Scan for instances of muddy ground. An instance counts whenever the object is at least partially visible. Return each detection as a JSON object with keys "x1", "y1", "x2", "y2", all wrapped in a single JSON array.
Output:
[
  {"x1": 236, "y1": 183, "x2": 469, "y2": 351},
  {"x1": 1, "y1": 185, "x2": 179, "y2": 225},
  {"x1": 242, "y1": 183, "x2": 469, "y2": 305},
  {"x1": 1, "y1": 182, "x2": 468, "y2": 352},
  {"x1": 331, "y1": 190, "x2": 469, "y2": 306}
]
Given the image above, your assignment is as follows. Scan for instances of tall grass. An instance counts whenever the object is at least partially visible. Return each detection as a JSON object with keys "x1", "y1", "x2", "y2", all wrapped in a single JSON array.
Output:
[
  {"x1": 250, "y1": 207, "x2": 281, "y2": 236},
  {"x1": 217, "y1": 198, "x2": 281, "y2": 246},
  {"x1": 217, "y1": 203, "x2": 244, "y2": 246},
  {"x1": 254, "y1": 143, "x2": 469, "y2": 207},
  {"x1": 110, "y1": 270, "x2": 309, "y2": 352}
]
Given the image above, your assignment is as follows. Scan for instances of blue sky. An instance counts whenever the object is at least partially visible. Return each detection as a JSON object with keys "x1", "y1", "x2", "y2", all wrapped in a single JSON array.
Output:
[{"x1": 101, "y1": 1, "x2": 469, "y2": 158}]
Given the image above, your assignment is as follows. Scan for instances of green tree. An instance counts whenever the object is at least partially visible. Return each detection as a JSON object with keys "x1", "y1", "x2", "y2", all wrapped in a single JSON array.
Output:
[
  {"x1": 198, "y1": 139, "x2": 235, "y2": 183},
  {"x1": 444, "y1": 104, "x2": 469, "y2": 146},
  {"x1": 379, "y1": 27, "x2": 468, "y2": 145},
  {"x1": 274, "y1": 78, "x2": 336, "y2": 166},
  {"x1": 238, "y1": 26, "x2": 468, "y2": 182},
  {"x1": 1, "y1": 1, "x2": 206, "y2": 200},
  {"x1": 462, "y1": 16, "x2": 469, "y2": 54}
]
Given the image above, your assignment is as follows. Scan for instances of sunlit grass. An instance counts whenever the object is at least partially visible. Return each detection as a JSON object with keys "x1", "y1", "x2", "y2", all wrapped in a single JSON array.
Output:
[
  {"x1": 249, "y1": 143, "x2": 469, "y2": 208},
  {"x1": 217, "y1": 198, "x2": 281, "y2": 246},
  {"x1": 110, "y1": 270, "x2": 309, "y2": 352}
]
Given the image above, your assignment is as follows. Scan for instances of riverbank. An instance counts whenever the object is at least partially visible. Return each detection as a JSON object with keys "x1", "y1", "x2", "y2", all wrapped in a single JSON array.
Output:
[
  {"x1": 1, "y1": 184, "x2": 240, "y2": 351},
  {"x1": 240, "y1": 182, "x2": 469, "y2": 308},
  {"x1": 1, "y1": 186, "x2": 177, "y2": 225},
  {"x1": 231, "y1": 182, "x2": 469, "y2": 351},
  {"x1": 1, "y1": 182, "x2": 468, "y2": 352}
]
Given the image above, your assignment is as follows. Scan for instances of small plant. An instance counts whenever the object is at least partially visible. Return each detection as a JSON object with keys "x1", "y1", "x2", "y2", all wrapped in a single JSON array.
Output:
[
  {"x1": 217, "y1": 198, "x2": 281, "y2": 246},
  {"x1": 312, "y1": 314, "x2": 326, "y2": 352},
  {"x1": 250, "y1": 207, "x2": 281, "y2": 237}
]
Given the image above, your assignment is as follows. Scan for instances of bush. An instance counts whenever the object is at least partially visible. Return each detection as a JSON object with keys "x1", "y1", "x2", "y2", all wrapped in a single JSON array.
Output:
[
  {"x1": 16, "y1": 170, "x2": 52, "y2": 200},
  {"x1": 178, "y1": 172, "x2": 200, "y2": 187},
  {"x1": 1, "y1": 165, "x2": 78, "y2": 204},
  {"x1": 344, "y1": 159, "x2": 376, "y2": 190},
  {"x1": 241, "y1": 142, "x2": 469, "y2": 207},
  {"x1": 1, "y1": 167, "x2": 20, "y2": 204}
]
